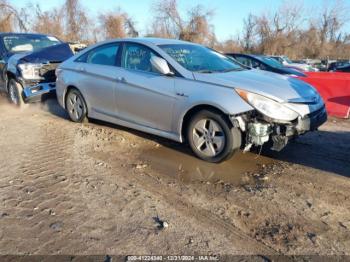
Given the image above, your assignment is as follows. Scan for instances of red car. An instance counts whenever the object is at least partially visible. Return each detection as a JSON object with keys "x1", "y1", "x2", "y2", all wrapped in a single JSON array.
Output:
[{"x1": 298, "y1": 72, "x2": 350, "y2": 119}]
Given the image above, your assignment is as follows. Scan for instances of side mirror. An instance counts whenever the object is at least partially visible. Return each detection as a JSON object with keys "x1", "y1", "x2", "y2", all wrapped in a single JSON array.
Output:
[{"x1": 150, "y1": 56, "x2": 173, "y2": 76}]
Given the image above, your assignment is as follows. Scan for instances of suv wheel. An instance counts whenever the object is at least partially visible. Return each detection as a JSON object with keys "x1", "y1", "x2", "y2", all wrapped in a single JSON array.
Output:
[
  {"x1": 187, "y1": 109, "x2": 242, "y2": 163},
  {"x1": 66, "y1": 89, "x2": 88, "y2": 123},
  {"x1": 8, "y1": 79, "x2": 26, "y2": 107}
]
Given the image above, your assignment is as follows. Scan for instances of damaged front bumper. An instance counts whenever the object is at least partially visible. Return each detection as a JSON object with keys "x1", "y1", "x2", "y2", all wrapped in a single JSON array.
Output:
[
  {"x1": 23, "y1": 82, "x2": 56, "y2": 103},
  {"x1": 232, "y1": 105, "x2": 328, "y2": 152}
]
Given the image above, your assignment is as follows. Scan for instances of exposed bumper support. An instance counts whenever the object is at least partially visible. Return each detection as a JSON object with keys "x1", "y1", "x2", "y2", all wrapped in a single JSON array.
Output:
[
  {"x1": 23, "y1": 82, "x2": 56, "y2": 103},
  {"x1": 233, "y1": 105, "x2": 328, "y2": 152}
]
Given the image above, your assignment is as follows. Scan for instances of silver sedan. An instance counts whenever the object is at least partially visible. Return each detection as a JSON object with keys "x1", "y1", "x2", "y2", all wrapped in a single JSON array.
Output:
[{"x1": 56, "y1": 38, "x2": 327, "y2": 162}]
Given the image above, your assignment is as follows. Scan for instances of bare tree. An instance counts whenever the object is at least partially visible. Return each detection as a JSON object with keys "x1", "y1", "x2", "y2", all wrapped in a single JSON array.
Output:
[
  {"x1": 150, "y1": 0, "x2": 182, "y2": 38},
  {"x1": 2, "y1": 0, "x2": 350, "y2": 59},
  {"x1": 99, "y1": 8, "x2": 138, "y2": 40},
  {"x1": 215, "y1": 37, "x2": 242, "y2": 53},
  {"x1": 181, "y1": 5, "x2": 216, "y2": 46},
  {"x1": 317, "y1": 0, "x2": 350, "y2": 56},
  {"x1": 241, "y1": 13, "x2": 257, "y2": 52},
  {"x1": 0, "y1": 0, "x2": 28, "y2": 32},
  {"x1": 64, "y1": 0, "x2": 89, "y2": 42},
  {"x1": 150, "y1": 0, "x2": 216, "y2": 45},
  {"x1": 31, "y1": 4, "x2": 65, "y2": 39}
]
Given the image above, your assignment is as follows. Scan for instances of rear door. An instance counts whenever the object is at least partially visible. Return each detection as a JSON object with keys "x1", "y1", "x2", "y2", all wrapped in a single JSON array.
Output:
[
  {"x1": 114, "y1": 42, "x2": 177, "y2": 132},
  {"x1": 74, "y1": 43, "x2": 120, "y2": 117}
]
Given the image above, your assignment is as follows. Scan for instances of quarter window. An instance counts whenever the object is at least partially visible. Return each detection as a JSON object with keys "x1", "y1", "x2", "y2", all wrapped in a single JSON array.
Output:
[
  {"x1": 122, "y1": 43, "x2": 159, "y2": 73},
  {"x1": 76, "y1": 44, "x2": 119, "y2": 66}
]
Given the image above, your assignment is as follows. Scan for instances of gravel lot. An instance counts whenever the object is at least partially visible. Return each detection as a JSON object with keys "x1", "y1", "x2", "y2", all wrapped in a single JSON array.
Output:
[{"x1": 0, "y1": 94, "x2": 349, "y2": 258}]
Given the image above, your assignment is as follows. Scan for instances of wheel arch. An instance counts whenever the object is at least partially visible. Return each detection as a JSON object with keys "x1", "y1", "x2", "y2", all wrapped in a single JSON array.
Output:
[
  {"x1": 64, "y1": 85, "x2": 89, "y2": 115},
  {"x1": 180, "y1": 104, "x2": 232, "y2": 143},
  {"x1": 5, "y1": 71, "x2": 17, "y2": 91}
]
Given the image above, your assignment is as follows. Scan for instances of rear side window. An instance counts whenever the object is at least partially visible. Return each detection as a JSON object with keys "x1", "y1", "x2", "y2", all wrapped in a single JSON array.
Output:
[{"x1": 76, "y1": 43, "x2": 119, "y2": 66}]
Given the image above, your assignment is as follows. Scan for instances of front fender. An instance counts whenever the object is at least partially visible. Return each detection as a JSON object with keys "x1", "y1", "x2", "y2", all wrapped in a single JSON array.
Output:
[
  {"x1": 172, "y1": 78, "x2": 254, "y2": 140},
  {"x1": 56, "y1": 69, "x2": 92, "y2": 114}
]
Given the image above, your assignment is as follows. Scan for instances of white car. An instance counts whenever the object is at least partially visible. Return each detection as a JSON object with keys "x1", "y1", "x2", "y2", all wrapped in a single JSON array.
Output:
[{"x1": 271, "y1": 56, "x2": 319, "y2": 72}]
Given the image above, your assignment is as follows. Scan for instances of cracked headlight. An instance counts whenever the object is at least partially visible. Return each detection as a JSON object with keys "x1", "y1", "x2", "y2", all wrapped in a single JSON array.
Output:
[
  {"x1": 18, "y1": 63, "x2": 43, "y2": 80},
  {"x1": 236, "y1": 89, "x2": 299, "y2": 121}
]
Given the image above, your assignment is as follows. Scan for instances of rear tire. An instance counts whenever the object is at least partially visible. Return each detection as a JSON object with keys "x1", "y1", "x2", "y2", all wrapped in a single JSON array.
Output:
[
  {"x1": 65, "y1": 89, "x2": 88, "y2": 123},
  {"x1": 8, "y1": 79, "x2": 27, "y2": 107},
  {"x1": 187, "y1": 109, "x2": 242, "y2": 163}
]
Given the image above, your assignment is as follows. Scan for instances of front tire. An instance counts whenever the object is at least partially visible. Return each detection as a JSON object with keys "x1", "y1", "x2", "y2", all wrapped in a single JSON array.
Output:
[
  {"x1": 8, "y1": 79, "x2": 26, "y2": 107},
  {"x1": 65, "y1": 89, "x2": 88, "y2": 123},
  {"x1": 187, "y1": 109, "x2": 242, "y2": 163}
]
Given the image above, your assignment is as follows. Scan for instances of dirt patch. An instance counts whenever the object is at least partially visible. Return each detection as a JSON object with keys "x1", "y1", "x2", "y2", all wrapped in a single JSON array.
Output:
[{"x1": 0, "y1": 97, "x2": 349, "y2": 256}]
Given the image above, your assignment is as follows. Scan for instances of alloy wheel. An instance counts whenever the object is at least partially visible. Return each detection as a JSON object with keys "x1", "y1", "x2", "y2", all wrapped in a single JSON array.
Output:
[
  {"x1": 192, "y1": 118, "x2": 226, "y2": 157},
  {"x1": 67, "y1": 92, "x2": 84, "y2": 121}
]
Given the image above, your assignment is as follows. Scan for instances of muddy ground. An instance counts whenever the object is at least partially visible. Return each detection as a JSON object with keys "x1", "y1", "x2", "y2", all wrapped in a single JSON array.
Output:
[{"x1": 0, "y1": 93, "x2": 349, "y2": 258}]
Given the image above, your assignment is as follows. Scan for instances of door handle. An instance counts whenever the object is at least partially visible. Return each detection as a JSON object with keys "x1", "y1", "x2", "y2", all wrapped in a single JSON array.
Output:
[{"x1": 78, "y1": 67, "x2": 86, "y2": 72}]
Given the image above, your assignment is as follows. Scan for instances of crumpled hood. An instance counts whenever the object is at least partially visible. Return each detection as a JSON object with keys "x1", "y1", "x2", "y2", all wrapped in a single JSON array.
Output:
[
  {"x1": 193, "y1": 69, "x2": 319, "y2": 103},
  {"x1": 9, "y1": 43, "x2": 73, "y2": 64}
]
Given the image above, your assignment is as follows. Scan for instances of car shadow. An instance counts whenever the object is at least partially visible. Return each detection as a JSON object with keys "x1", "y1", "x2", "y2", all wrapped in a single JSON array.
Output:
[
  {"x1": 43, "y1": 95, "x2": 70, "y2": 119},
  {"x1": 43, "y1": 98, "x2": 350, "y2": 178},
  {"x1": 261, "y1": 130, "x2": 350, "y2": 178}
]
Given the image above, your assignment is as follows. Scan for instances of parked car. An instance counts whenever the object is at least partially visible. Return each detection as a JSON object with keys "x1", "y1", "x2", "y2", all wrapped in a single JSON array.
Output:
[
  {"x1": 335, "y1": 64, "x2": 350, "y2": 72},
  {"x1": 0, "y1": 33, "x2": 74, "y2": 106},
  {"x1": 298, "y1": 59, "x2": 327, "y2": 72},
  {"x1": 298, "y1": 72, "x2": 350, "y2": 119},
  {"x1": 270, "y1": 55, "x2": 318, "y2": 72},
  {"x1": 226, "y1": 53, "x2": 306, "y2": 77},
  {"x1": 328, "y1": 60, "x2": 350, "y2": 71},
  {"x1": 56, "y1": 38, "x2": 327, "y2": 162}
]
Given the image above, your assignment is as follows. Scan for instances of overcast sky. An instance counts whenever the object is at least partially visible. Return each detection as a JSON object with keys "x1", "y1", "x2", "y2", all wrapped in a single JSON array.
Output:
[{"x1": 11, "y1": 0, "x2": 350, "y2": 41}]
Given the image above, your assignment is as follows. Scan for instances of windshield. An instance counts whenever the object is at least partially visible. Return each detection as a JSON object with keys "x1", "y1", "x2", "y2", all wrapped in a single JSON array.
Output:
[
  {"x1": 159, "y1": 44, "x2": 243, "y2": 73},
  {"x1": 283, "y1": 56, "x2": 293, "y2": 64},
  {"x1": 3, "y1": 35, "x2": 61, "y2": 53},
  {"x1": 260, "y1": 56, "x2": 284, "y2": 68}
]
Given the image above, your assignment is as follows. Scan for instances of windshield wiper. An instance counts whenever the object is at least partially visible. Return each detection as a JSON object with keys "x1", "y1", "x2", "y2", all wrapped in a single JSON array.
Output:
[
  {"x1": 195, "y1": 69, "x2": 215, "y2": 73},
  {"x1": 221, "y1": 68, "x2": 244, "y2": 73}
]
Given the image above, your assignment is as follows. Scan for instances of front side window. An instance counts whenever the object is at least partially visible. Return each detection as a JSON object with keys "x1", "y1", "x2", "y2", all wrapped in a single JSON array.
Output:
[
  {"x1": 272, "y1": 57, "x2": 284, "y2": 64},
  {"x1": 122, "y1": 43, "x2": 159, "y2": 73},
  {"x1": 77, "y1": 44, "x2": 119, "y2": 66},
  {"x1": 3, "y1": 35, "x2": 61, "y2": 53},
  {"x1": 251, "y1": 59, "x2": 262, "y2": 69},
  {"x1": 260, "y1": 57, "x2": 283, "y2": 69},
  {"x1": 159, "y1": 44, "x2": 243, "y2": 73},
  {"x1": 283, "y1": 56, "x2": 293, "y2": 64},
  {"x1": 235, "y1": 56, "x2": 252, "y2": 67}
]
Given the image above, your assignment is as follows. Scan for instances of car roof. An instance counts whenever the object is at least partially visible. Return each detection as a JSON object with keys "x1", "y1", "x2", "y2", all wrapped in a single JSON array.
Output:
[
  {"x1": 0, "y1": 32, "x2": 55, "y2": 38},
  {"x1": 228, "y1": 53, "x2": 267, "y2": 60},
  {"x1": 103, "y1": 37, "x2": 198, "y2": 46}
]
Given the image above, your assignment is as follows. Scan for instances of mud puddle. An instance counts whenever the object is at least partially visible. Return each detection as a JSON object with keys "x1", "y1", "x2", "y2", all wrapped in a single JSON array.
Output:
[{"x1": 140, "y1": 146, "x2": 275, "y2": 185}]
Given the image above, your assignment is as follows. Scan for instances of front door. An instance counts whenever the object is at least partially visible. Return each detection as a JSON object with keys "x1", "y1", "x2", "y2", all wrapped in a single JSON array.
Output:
[{"x1": 115, "y1": 43, "x2": 177, "y2": 132}]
